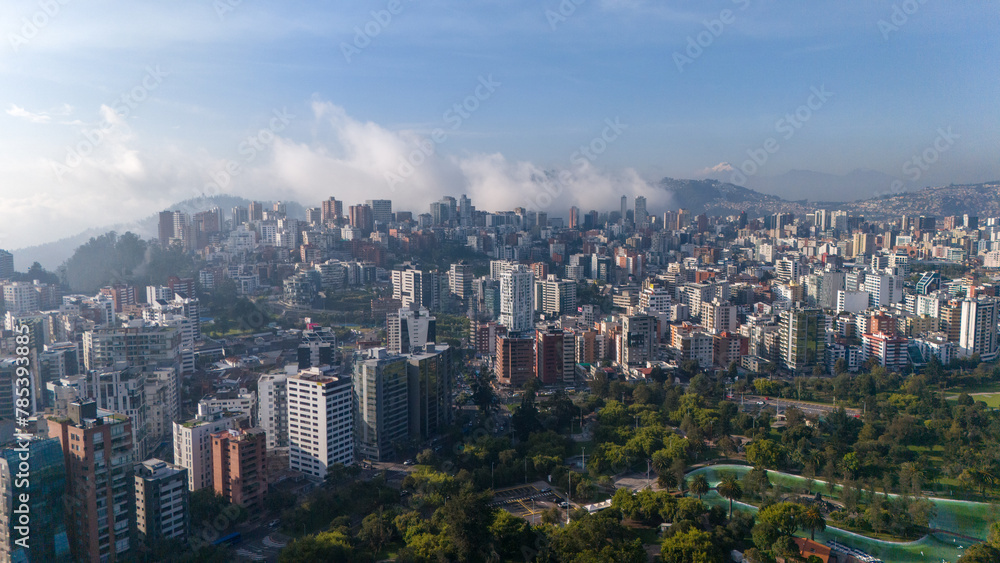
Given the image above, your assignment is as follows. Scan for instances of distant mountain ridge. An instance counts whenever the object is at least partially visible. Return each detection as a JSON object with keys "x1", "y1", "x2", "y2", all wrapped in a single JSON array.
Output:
[
  {"x1": 700, "y1": 168, "x2": 900, "y2": 202},
  {"x1": 10, "y1": 196, "x2": 304, "y2": 271},
  {"x1": 10, "y1": 180, "x2": 1000, "y2": 271}
]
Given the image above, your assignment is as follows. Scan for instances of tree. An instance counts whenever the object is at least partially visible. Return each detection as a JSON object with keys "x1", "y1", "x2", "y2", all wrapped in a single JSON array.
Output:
[
  {"x1": 757, "y1": 502, "x2": 805, "y2": 537},
  {"x1": 751, "y1": 521, "x2": 780, "y2": 553},
  {"x1": 489, "y1": 510, "x2": 534, "y2": 561},
  {"x1": 959, "y1": 543, "x2": 1000, "y2": 562},
  {"x1": 717, "y1": 435, "x2": 737, "y2": 458},
  {"x1": 690, "y1": 474, "x2": 709, "y2": 500},
  {"x1": 279, "y1": 531, "x2": 359, "y2": 563},
  {"x1": 746, "y1": 439, "x2": 785, "y2": 469},
  {"x1": 511, "y1": 388, "x2": 543, "y2": 440},
  {"x1": 717, "y1": 475, "x2": 743, "y2": 518},
  {"x1": 660, "y1": 529, "x2": 725, "y2": 563},
  {"x1": 801, "y1": 505, "x2": 826, "y2": 541},
  {"x1": 436, "y1": 489, "x2": 495, "y2": 562},
  {"x1": 742, "y1": 467, "x2": 772, "y2": 499},
  {"x1": 359, "y1": 509, "x2": 395, "y2": 556}
]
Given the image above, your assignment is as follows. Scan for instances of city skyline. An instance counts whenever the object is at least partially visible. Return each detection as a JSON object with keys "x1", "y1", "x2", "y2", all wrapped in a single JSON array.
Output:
[{"x1": 1, "y1": 1, "x2": 998, "y2": 250}]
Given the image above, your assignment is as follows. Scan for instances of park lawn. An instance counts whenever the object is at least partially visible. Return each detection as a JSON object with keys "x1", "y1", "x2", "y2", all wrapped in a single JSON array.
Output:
[
  {"x1": 968, "y1": 392, "x2": 1000, "y2": 407},
  {"x1": 375, "y1": 543, "x2": 402, "y2": 560},
  {"x1": 631, "y1": 526, "x2": 662, "y2": 546},
  {"x1": 946, "y1": 382, "x2": 1000, "y2": 394}
]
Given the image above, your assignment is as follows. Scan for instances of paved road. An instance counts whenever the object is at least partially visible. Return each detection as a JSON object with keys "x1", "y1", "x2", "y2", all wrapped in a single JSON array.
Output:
[
  {"x1": 234, "y1": 521, "x2": 287, "y2": 562},
  {"x1": 738, "y1": 395, "x2": 860, "y2": 418}
]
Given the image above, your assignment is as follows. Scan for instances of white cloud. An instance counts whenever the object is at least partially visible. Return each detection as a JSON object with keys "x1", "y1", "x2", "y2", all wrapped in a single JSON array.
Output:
[
  {"x1": 697, "y1": 162, "x2": 734, "y2": 176},
  {"x1": 1, "y1": 98, "x2": 671, "y2": 252},
  {"x1": 6, "y1": 104, "x2": 52, "y2": 123}
]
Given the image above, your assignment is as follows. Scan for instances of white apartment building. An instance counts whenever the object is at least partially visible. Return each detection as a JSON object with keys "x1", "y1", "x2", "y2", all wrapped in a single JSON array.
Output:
[
  {"x1": 173, "y1": 408, "x2": 247, "y2": 491},
  {"x1": 287, "y1": 367, "x2": 354, "y2": 479},
  {"x1": 500, "y1": 265, "x2": 534, "y2": 332},
  {"x1": 258, "y1": 371, "x2": 289, "y2": 451}
]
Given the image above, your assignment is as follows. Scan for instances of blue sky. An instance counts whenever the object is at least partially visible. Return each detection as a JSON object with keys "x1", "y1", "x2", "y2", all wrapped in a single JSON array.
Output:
[{"x1": 1, "y1": 0, "x2": 998, "y2": 249}]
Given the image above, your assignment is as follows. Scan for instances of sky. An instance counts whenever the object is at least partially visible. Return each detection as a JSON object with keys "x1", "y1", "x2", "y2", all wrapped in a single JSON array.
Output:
[{"x1": 1, "y1": 0, "x2": 998, "y2": 250}]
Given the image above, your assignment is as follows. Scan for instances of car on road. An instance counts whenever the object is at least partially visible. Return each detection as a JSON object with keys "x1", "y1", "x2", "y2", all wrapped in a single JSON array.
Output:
[
  {"x1": 269, "y1": 520, "x2": 280, "y2": 528},
  {"x1": 756, "y1": 401, "x2": 764, "y2": 405},
  {"x1": 557, "y1": 501, "x2": 570, "y2": 508},
  {"x1": 540, "y1": 487, "x2": 551, "y2": 493},
  {"x1": 403, "y1": 459, "x2": 415, "y2": 465}
]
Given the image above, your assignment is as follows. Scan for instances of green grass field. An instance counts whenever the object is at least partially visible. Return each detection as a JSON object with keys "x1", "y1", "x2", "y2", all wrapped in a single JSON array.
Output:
[
  {"x1": 945, "y1": 392, "x2": 1000, "y2": 408},
  {"x1": 691, "y1": 467, "x2": 994, "y2": 563}
]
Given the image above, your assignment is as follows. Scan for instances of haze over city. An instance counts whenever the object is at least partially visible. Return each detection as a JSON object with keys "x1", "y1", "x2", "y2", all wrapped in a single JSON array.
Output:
[{"x1": 1, "y1": 0, "x2": 998, "y2": 250}]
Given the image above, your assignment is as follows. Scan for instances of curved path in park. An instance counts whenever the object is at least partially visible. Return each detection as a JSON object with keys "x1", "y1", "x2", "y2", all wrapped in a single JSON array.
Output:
[{"x1": 687, "y1": 464, "x2": 992, "y2": 562}]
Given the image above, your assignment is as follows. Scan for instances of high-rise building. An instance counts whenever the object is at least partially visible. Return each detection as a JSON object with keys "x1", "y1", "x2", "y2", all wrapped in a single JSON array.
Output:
[
  {"x1": 495, "y1": 334, "x2": 535, "y2": 387},
  {"x1": 366, "y1": 199, "x2": 393, "y2": 226},
  {"x1": 48, "y1": 401, "x2": 134, "y2": 563},
  {"x1": 500, "y1": 265, "x2": 534, "y2": 332},
  {"x1": 0, "y1": 438, "x2": 71, "y2": 562},
  {"x1": 144, "y1": 368, "x2": 179, "y2": 445},
  {"x1": 392, "y1": 268, "x2": 443, "y2": 310},
  {"x1": 449, "y1": 262, "x2": 474, "y2": 300},
  {"x1": 349, "y1": 204, "x2": 375, "y2": 233},
  {"x1": 535, "y1": 327, "x2": 575, "y2": 385},
  {"x1": 457, "y1": 194, "x2": 474, "y2": 225},
  {"x1": 959, "y1": 297, "x2": 999, "y2": 361},
  {"x1": 90, "y1": 366, "x2": 149, "y2": 461},
  {"x1": 405, "y1": 344, "x2": 452, "y2": 443},
  {"x1": 230, "y1": 206, "x2": 249, "y2": 226},
  {"x1": 158, "y1": 211, "x2": 174, "y2": 248},
  {"x1": 430, "y1": 201, "x2": 450, "y2": 226},
  {"x1": 135, "y1": 459, "x2": 189, "y2": 546},
  {"x1": 620, "y1": 314, "x2": 657, "y2": 366},
  {"x1": 568, "y1": 207, "x2": 579, "y2": 229},
  {"x1": 321, "y1": 197, "x2": 343, "y2": 223},
  {"x1": 779, "y1": 309, "x2": 825, "y2": 372},
  {"x1": 305, "y1": 207, "x2": 322, "y2": 225},
  {"x1": 1, "y1": 282, "x2": 39, "y2": 313},
  {"x1": 258, "y1": 372, "x2": 289, "y2": 451},
  {"x1": 287, "y1": 367, "x2": 354, "y2": 478},
  {"x1": 864, "y1": 272, "x2": 903, "y2": 307},
  {"x1": 634, "y1": 196, "x2": 647, "y2": 227},
  {"x1": 387, "y1": 306, "x2": 436, "y2": 354},
  {"x1": 173, "y1": 407, "x2": 248, "y2": 491},
  {"x1": 0, "y1": 250, "x2": 12, "y2": 280},
  {"x1": 353, "y1": 349, "x2": 409, "y2": 463},
  {"x1": 83, "y1": 324, "x2": 182, "y2": 375},
  {"x1": 676, "y1": 209, "x2": 691, "y2": 230},
  {"x1": 198, "y1": 389, "x2": 256, "y2": 426},
  {"x1": 535, "y1": 275, "x2": 577, "y2": 317},
  {"x1": 212, "y1": 428, "x2": 266, "y2": 513},
  {"x1": 248, "y1": 201, "x2": 263, "y2": 221},
  {"x1": 862, "y1": 332, "x2": 910, "y2": 371},
  {"x1": 701, "y1": 299, "x2": 738, "y2": 334},
  {"x1": 474, "y1": 321, "x2": 506, "y2": 356}
]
